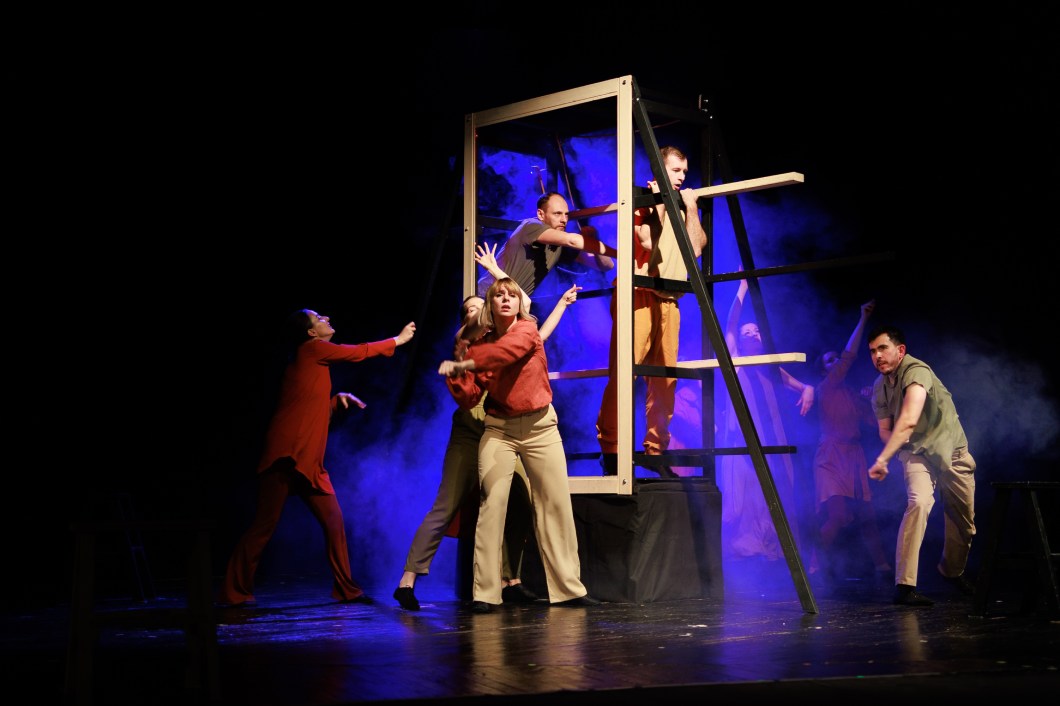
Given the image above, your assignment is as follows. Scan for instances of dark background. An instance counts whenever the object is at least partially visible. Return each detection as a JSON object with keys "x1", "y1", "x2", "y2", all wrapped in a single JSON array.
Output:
[{"x1": 8, "y1": 6, "x2": 1058, "y2": 604}]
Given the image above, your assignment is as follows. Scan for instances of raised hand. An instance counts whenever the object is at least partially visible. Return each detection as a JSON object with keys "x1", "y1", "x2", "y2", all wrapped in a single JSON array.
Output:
[
  {"x1": 560, "y1": 285, "x2": 582, "y2": 305},
  {"x1": 474, "y1": 242, "x2": 503, "y2": 279},
  {"x1": 395, "y1": 321, "x2": 416, "y2": 345}
]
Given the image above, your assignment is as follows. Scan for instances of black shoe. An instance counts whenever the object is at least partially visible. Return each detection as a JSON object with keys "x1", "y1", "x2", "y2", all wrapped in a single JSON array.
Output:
[
  {"x1": 639, "y1": 453, "x2": 678, "y2": 478},
  {"x1": 893, "y1": 584, "x2": 934, "y2": 606},
  {"x1": 393, "y1": 586, "x2": 420, "y2": 611},
  {"x1": 553, "y1": 595, "x2": 601, "y2": 607},
  {"x1": 600, "y1": 453, "x2": 617, "y2": 476},
  {"x1": 502, "y1": 583, "x2": 539, "y2": 604},
  {"x1": 941, "y1": 572, "x2": 976, "y2": 596},
  {"x1": 343, "y1": 594, "x2": 375, "y2": 605},
  {"x1": 649, "y1": 464, "x2": 679, "y2": 478},
  {"x1": 471, "y1": 601, "x2": 494, "y2": 614}
]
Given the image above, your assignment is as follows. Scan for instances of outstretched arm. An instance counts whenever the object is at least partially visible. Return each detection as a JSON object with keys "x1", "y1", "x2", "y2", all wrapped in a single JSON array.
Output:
[
  {"x1": 394, "y1": 322, "x2": 416, "y2": 346},
  {"x1": 572, "y1": 226, "x2": 615, "y2": 271},
  {"x1": 575, "y1": 250, "x2": 616, "y2": 272},
  {"x1": 456, "y1": 242, "x2": 530, "y2": 345},
  {"x1": 725, "y1": 278, "x2": 748, "y2": 355},
  {"x1": 778, "y1": 293, "x2": 837, "y2": 415},
  {"x1": 845, "y1": 299, "x2": 875, "y2": 354},
  {"x1": 473, "y1": 241, "x2": 532, "y2": 312},
  {"x1": 779, "y1": 367, "x2": 815, "y2": 416},
  {"x1": 537, "y1": 285, "x2": 580, "y2": 341},
  {"x1": 538, "y1": 223, "x2": 618, "y2": 259},
  {"x1": 439, "y1": 358, "x2": 476, "y2": 377}
]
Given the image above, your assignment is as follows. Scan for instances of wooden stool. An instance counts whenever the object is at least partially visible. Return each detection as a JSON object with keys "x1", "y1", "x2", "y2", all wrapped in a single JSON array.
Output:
[
  {"x1": 972, "y1": 481, "x2": 1060, "y2": 618},
  {"x1": 65, "y1": 519, "x2": 219, "y2": 705}
]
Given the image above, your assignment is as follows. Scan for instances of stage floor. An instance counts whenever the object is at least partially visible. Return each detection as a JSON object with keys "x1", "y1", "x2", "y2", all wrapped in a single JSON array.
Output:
[{"x1": 7, "y1": 562, "x2": 1060, "y2": 706}]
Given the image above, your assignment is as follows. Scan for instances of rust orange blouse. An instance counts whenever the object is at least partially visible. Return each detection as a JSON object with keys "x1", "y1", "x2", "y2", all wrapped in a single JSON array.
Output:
[
  {"x1": 445, "y1": 319, "x2": 553, "y2": 418},
  {"x1": 258, "y1": 337, "x2": 396, "y2": 494}
]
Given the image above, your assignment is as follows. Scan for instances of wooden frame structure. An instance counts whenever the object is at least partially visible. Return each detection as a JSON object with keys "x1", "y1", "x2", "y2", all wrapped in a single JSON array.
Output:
[{"x1": 463, "y1": 75, "x2": 824, "y2": 611}]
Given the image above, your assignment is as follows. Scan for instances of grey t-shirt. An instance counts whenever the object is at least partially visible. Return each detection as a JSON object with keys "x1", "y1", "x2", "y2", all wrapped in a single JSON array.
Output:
[{"x1": 477, "y1": 219, "x2": 561, "y2": 297}]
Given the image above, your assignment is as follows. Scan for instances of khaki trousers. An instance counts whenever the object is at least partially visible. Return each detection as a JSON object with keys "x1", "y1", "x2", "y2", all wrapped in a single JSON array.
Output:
[
  {"x1": 473, "y1": 404, "x2": 587, "y2": 604},
  {"x1": 895, "y1": 447, "x2": 976, "y2": 586}
]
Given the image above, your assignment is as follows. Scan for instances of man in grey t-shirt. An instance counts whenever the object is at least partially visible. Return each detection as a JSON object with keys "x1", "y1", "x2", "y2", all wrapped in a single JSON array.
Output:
[{"x1": 478, "y1": 192, "x2": 616, "y2": 300}]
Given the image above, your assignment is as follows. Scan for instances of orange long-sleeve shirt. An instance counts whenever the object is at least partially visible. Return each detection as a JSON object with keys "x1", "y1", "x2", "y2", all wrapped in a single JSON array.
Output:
[
  {"x1": 258, "y1": 337, "x2": 396, "y2": 494},
  {"x1": 445, "y1": 319, "x2": 552, "y2": 418}
]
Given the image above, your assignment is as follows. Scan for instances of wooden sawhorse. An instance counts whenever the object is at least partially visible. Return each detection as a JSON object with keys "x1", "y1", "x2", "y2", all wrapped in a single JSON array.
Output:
[
  {"x1": 972, "y1": 481, "x2": 1060, "y2": 618},
  {"x1": 65, "y1": 519, "x2": 219, "y2": 705}
]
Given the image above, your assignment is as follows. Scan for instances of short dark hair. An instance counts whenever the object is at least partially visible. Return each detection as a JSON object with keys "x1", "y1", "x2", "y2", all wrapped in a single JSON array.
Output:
[
  {"x1": 537, "y1": 191, "x2": 563, "y2": 211},
  {"x1": 284, "y1": 309, "x2": 316, "y2": 346},
  {"x1": 814, "y1": 350, "x2": 836, "y2": 377},
  {"x1": 868, "y1": 325, "x2": 905, "y2": 347}
]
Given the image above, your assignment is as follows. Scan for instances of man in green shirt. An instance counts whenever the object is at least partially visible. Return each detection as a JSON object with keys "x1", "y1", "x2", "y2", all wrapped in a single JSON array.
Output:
[{"x1": 867, "y1": 325, "x2": 977, "y2": 606}]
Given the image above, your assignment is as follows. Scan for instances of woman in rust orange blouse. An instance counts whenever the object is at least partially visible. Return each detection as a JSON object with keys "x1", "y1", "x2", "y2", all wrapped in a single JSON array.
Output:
[{"x1": 439, "y1": 277, "x2": 598, "y2": 613}]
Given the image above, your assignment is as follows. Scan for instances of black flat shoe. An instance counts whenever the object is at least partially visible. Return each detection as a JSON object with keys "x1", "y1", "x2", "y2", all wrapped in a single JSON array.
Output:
[
  {"x1": 893, "y1": 586, "x2": 933, "y2": 606},
  {"x1": 342, "y1": 594, "x2": 375, "y2": 605},
  {"x1": 553, "y1": 595, "x2": 601, "y2": 607},
  {"x1": 502, "y1": 583, "x2": 539, "y2": 604},
  {"x1": 471, "y1": 601, "x2": 494, "y2": 614},
  {"x1": 650, "y1": 465, "x2": 679, "y2": 478},
  {"x1": 393, "y1": 586, "x2": 420, "y2": 611},
  {"x1": 941, "y1": 572, "x2": 976, "y2": 596}
]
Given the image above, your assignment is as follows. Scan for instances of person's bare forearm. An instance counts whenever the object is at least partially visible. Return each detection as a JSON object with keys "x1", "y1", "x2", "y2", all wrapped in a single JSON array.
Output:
[
  {"x1": 542, "y1": 227, "x2": 617, "y2": 258},
  {"x1": 577, "y1": 231, "x2": 617, "y2": 258},
  {"x1": 538, "y1": 286, "x2": 580, "y2": 341}
]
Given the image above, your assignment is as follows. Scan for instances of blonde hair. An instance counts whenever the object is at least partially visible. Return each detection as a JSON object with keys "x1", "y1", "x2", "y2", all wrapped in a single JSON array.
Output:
[{"x1": 479, "y1": 277, "x2": 536, "y2": 330}]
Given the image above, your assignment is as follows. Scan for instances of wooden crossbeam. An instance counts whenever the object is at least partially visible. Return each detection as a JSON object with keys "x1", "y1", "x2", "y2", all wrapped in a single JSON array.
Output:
[
  {"x1": 549, "y1": 352, "x2": 806, "y2": 380},
  {"x1": 569, "y1": 172, "x2": 804, "y2": 219}
]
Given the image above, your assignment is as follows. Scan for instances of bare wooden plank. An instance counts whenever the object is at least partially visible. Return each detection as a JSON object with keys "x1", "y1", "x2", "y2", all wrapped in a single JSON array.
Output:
[
  {"x1": 549, "y1": 352, "x2": 806, "y2": 380},
  {"x1": 689, "y1": 172, "x2": 804, "y2": 199},
  {"x1": 569, "y1": 476, "x2": 633, "y2": 496},
  {"x1": 569, "y1": 172, "x2": 804, "y2": 219},
  {"x1": 473, "y1": 76, "x2": 626, "y2": 126}
]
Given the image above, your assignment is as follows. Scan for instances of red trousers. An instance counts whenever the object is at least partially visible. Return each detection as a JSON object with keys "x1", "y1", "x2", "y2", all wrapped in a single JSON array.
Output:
[{"x1": 219, "y1": 461, "x2": 363, "y2": 604}]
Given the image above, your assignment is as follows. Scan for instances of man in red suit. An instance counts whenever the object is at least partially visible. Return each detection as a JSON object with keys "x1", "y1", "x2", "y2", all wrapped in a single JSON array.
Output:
[{"x1": 219, "y1": 309, "x2": 415, "y2": 605}]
